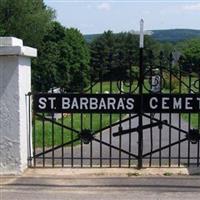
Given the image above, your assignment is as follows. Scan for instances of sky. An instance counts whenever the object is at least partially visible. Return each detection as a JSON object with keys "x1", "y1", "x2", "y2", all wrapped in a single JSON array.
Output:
[{"x1": 44, "y1": 0, "x2": 200, "y2": 34}]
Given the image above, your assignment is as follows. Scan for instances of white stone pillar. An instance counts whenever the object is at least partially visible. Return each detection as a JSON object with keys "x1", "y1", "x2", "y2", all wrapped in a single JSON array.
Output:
[{"x1": 0, "y1": 37, "x2": 37, "y2": 174}]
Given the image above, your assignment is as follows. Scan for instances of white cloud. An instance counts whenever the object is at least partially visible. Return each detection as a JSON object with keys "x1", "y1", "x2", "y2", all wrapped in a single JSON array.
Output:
[
  {"x1": 182, "y1": 3, "x2": 200, "y2": 11},
  {"x1": 97, "y1": 3, "x2": 111, "y2": 11}
]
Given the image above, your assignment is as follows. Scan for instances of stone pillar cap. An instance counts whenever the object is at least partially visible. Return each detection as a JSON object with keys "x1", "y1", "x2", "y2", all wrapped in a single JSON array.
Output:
[{"x1": 0, "y1": 37, "x2": 37, "y2": 57}]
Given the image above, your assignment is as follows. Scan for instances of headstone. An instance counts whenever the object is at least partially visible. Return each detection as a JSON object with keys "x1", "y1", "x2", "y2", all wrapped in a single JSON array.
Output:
[{"x1": 151, "y1": 69, "x2": 161, "y2": 93}]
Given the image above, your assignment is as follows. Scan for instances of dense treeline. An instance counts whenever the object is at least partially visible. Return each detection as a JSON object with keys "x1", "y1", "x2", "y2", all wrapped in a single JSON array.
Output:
[
  {"x1": 90, "y1": 31, "x2": 161, "y2": 80},
  {"x1": 176, "y1": 38, "x2": 200, "y2": 72},
  {"x1": 0, "y1": 0, "x2": 200, "y2": 92}
]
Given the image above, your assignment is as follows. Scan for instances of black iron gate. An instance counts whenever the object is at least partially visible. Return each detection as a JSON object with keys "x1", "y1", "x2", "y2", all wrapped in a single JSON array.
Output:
[{"x1": 27, "y1": 50, "x2": 200, "y2": 168}]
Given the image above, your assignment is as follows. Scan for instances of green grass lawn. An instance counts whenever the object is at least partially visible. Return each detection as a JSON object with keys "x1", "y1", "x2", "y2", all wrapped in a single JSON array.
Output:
[
  {"x1": 87, "y1": 80, "x2": 138, "y2": 94},
  {"x1": 169, "y1": 75, "x2": 200, "y2": 131},
  {"x1": 34, "y1": 113, "x2": 123, "y2": 147},
  {"x1": 182, "y1": 113, "x2": 200, "y2": 130},
  {"x1": 89, "y1": 76, "x2": 200, "y2": 94},
  {"x1": 172, "y1": 76, "x2": 199, "y2": 93}
]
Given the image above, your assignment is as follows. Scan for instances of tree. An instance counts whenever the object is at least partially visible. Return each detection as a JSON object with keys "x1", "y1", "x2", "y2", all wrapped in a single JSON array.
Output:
[
  {"x1": 0, "y1": 0, "x2": 55, "y2": 48},
  {"x1": 32, "y1": 23, "x2": 90, "y2": 92},
  {"x1": 90, "y1": 31, "x2": 115, "y2": 80},
  {"x1": 90, "y1": 31, "x2": 160, "y2": 81},
  {"x1": 176, "y1": 38, "x2": 200, "y2": 72},
  {"x1": 112, "y1": 32, "x2": 138, "y2": 80},
  {"x1": 32, "y1": 22, "x2": 66, "y2": 91},
  {"x1": 63, "y1": 28, "x2": 90, "y2": 92}
]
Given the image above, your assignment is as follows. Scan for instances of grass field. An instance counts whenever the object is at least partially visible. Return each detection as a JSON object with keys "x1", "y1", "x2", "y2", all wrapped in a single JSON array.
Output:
[
  {"x1": 34, "y1": 113, "x2": 122, "y2": 147},
  {"x1": 87, "y1": 80, "x2": 138, "y2": 93},
  {"x1": 89, "y1": 75, "x2": 199, "y2": 94}
]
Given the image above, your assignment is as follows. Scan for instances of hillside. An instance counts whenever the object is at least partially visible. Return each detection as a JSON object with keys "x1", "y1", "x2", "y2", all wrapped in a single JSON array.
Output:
[
  {"x1": 84, "y1": 29, "x2": 200, "y2": 43},
  {"x1": 152, "y1": 29, "x2": 200, "y2": 42},
  {"x1": 84, "y1": 34, "x2": 102, "y2": 43}
]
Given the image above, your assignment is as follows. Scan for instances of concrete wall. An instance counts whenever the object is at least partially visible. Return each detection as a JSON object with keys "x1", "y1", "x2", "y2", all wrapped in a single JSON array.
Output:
[{"x1": 0, "y1": 37, "x2": 37, "y2": 174}]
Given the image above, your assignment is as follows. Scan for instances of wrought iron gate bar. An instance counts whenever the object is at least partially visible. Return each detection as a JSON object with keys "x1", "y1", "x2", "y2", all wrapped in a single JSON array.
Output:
[
  {"x1": 42, "y1": 112, "x2": 45, "y2": 167},
  {"x1": 188, "y1": 73, "x2": 192, "y2": 166},
  {"x1": 143, "y1": 114, "x2": 189, "y2": 135},
  {"x1": 33, "y1": 108, "x2": 36, "y2": 167},
  {"x1": 33, "y1": 138, "x2": 80, "y2": 158},
  {"x1": 142, "y1": 138, "x2": 188, "y2": 158},
  {"x1": 85, "y1": 114, "x2": 138, "y2": 135},
  {"x1": 61, "y1": 112, "x2": 64, "y2": 167},
  {"x1": 34, "y1": 156, "x2": 199, "y2": 160},
  {"x1": 197, "y1": 71, "x2": 200, "y2": 166},
  {"x1": 158, "y1": 53, "x2": 163, "y2": 167},
  {"x1": 148, "y1": 51, "x2": 154, "y2": 167},
  {"x1": 71, "y1": 113, "x2": 74, "y2": 167},
  {"x1": 35, "y1": 113, "x2": 79, "y2": 133},
  {"x1": 89, "y1": 68, "x2": 93, "y2": 167},
  {"x1": 93, "y1": 138, "x2": 138, "y2": 159},
  {"x1": 113, "y1": 120, "x2": 167, "y2": 137},
  {"x1": 178, "y1": 61, "x2": 182, "y2": 167}
]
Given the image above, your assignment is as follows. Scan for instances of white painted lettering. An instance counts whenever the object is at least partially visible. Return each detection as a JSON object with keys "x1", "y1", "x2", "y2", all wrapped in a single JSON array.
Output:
[
  {"x1": 38, "y1": 97, "x2": 47, "y2": 109},
  {"x1": 71, "y1": 98, "x2": 79, "y2": 109},
  {"x1": 99, "y1": 98, "x2": 107, "y2": 109},
  {"x1": 149, "y1": 97, "x2": 158, "y2": 109},
  {"x1": 107, "y1": 98, "x2": 116, "y2": 109},
  {"x1": 162, "y1": 97, "x2": 170, "y2": 109},
  {"x1": 117, "y1": 98, "x2": 125, "y2": 110},
  {"x1": 48, "y1": 97, "x2": 56, "y2": 109},
  {"x1": 80, "y1": 98, "x2": 89, "y2": 109},
  {"x1": 126, "y1": 98, "x2": 135, "y2": 110},
  {"x1": 90, "y1": 98, "x2": 98, "y2": 109},
  {"x1": 185, "y1": 97, "x2": 193, "y2": 110},
  {"x1": 173, "y1": 98, "x2": 182, "y2": 109},
  {"x1": 62, "y1": 97, "x2": 70, "y2": 109}
]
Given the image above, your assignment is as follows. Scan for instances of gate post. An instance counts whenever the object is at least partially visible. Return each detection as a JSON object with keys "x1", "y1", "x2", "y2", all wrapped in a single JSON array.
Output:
[{"x1": 0, "y1": 37, "x2": 37, "y2": 174}]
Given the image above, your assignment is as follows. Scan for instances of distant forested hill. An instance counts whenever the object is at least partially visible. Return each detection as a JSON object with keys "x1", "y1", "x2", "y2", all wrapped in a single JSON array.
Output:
[
  {"x1": 152, "y1": 29, "x2": 200, "y2": 42},
  {"x1": 84, "y1": 29, "x2": 200, "y2": 43},
  {"x1": 84, "y1": 34, "x2": 102, "y2": 43}
]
